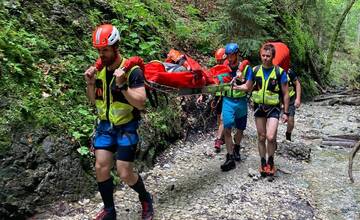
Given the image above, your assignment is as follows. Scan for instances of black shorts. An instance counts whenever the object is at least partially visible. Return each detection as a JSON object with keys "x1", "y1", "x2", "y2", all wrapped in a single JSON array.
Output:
[
  {"x1": 288, "y1": 96, "x2": 296, "y2": 117},
  {"x1": 254, "y1": 104, "x2": 281, "y2": 119}
]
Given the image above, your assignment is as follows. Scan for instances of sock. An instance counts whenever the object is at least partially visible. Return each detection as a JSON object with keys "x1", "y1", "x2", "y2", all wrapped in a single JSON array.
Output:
[
  {"x1": 98, "y1": 177, "x2": 115, "y2": 211},
  {"x1": 234, "y1": 144, "x2": 240, "y2": 153},
  {"x1": 268, "y1": 156, "x2": 274, "y2": 167},
  {"x1": 261, "y1": 157, "x2": 266, "y2": 167},
  {"x1": 129, "y1": 175, "x2": 149, "y2": 201},
  {"x1": 286, "y1": 132, "x2": 291, "y2": 141}
]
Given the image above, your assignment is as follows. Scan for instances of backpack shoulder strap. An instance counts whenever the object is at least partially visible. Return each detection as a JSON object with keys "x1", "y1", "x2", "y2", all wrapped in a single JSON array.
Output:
[
  {"x1": 275, "y1": 66, "x2": 281, "y2": 78},
  {"x1": 253, "y1": 65, "x2": 261, "y2": 75},
  {"x1": 275, "y1": 66, "x2": 283, "y2": 84}
]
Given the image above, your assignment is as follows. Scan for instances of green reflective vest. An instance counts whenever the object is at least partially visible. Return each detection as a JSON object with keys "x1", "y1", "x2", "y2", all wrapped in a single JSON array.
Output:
[
  {"x1": 251, "y1": 65, "x2": 283, "y2": 106},
  {"x1": 94, "y1": 59, "x2": 138, "y2": 125},
  {"x1": 215, "y1": 73, "x2": 231, "y2": 96},
  {"x1": 224, "y1": 65, "x2": 249, "y2": 98},
  {"x1": 287, "y1": 72, "x2": 296, "y2": 98}
]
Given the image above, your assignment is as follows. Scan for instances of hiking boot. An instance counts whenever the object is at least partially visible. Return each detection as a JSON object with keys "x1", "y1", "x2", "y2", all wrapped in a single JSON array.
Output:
[
  {"x1": 233, "y1": 144, "x2": 241, "y2": 161},
  {"x1": 259, "y1": 165, "x2": 267, "y2": 177},
  {"x1": 140, "y1": 193, "x2": 154, "y2": 220},
  {"x1": 94, "y1": 208, "x2": 116, "y2": 220},
  {"x1": 286, "y1": 132, "x2": 291, "y2": 141},
  {"x1": 266, "y1": 164, "x2": 277, "y2": 176},
  {"x1": 220, "y1": 154, "x2": 236, "y2": 171},
  {"x1": 214, "y1": 139, "x2": 223, "y2": 153}
]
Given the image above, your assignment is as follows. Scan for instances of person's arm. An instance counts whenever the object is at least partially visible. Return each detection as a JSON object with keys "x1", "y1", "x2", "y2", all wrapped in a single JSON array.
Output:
[
  {"x1": 233, "y1": 80, "x2": 253, "y2": 92},
  {"x1": 121, "y1": 86, "x2": 146, "y2": 110},
  {"x1": 84, "y1": 66, "x2": 97, "y2": 105},
  {"x1": 86, "y1": 84, "x2": 96, "y2": 105},
  {"x1": 294, "y1": 79, "x2": 302, "y2": 108},
  {"x1": 114, "y1": 67, "x2": 146, "y2": 110},
  {"x1": 233, "y1": 65, "x2": 254, "y2": 92},
  {"x1": 281, "y1": 83, "x2": 289, "y2": 121},
  {"x1": 280, "y1": 70, "x2": 289, "y2": 122},
  {"x1": 196, "y1": 94, "x2": 204, "y2": 104}
]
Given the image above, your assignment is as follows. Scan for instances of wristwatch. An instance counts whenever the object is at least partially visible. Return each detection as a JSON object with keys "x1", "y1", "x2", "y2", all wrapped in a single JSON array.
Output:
[
  {"x1": 116, "y1": 83, "x2": 128, "y2": 91},
  {"x1": 284, "y1": 112, "x2": 290, "y2": 116}
]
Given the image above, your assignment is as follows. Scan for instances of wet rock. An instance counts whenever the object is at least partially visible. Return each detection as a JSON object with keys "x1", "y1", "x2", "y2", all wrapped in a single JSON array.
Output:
[
  {"x1": 0, "y1": 128, "x2": 96, "y2": 219},
  {"x1": 312, "y1": 119, "x2": 323, "y2": 129},
  {"x1": 248, "y1": 168, "x2": 258, "y2": 178},
  {"x1": 347, "y1": 115, "x2": 358, "y2": 123},
  {"x1": 276, "y1": 141, "x2": 311, "y2": 162},
  {"x1": 22, "y1": 100, "x2": 360, "y2": 220}
]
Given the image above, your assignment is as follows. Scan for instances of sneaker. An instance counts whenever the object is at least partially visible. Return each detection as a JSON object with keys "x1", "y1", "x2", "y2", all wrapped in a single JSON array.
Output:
[
  {"x1": 220, "y1": 154, "x2": 236, "y2": 171},
  {"x1": 266, "y1": 164, "x2": 277, "y2": 176},
  {"x1": 214, "y1": 139, "x2": 222, "y2": 153},
  {"x1": 140, "y1": 193, "x2": 154, "y2": 220},
  {"x1": 94, "y1": 208, "x2": 116, "y2": 220},
  {"x1": 233, "y1": 144, "x2": 241, "y2": 161},
  {"x1": 259, "y1": 165, "x2": 267, "y2": 177}
]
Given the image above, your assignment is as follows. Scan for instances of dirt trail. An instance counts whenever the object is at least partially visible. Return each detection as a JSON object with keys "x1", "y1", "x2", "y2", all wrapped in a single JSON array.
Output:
[{"x1": 34, "y1": 100, "x2": 360, "y2": 220}]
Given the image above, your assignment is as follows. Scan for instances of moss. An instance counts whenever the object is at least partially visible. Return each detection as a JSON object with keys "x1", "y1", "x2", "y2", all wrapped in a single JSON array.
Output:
[
  {"x1": 0, "y1": 0, "x2": 221, "y2": 168},
  {"x1": 300, "y1": 74, "x2": 320, "y2": 101}
]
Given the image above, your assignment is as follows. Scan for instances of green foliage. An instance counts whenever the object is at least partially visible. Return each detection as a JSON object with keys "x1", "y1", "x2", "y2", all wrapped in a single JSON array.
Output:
[
  {"x1": 77, "y1": 146, "x2": 91, "y2": 156},
  {"x1": 299, "y1": 74, "x2": 320, "y2": 100},
  {"x1": 186, "y1": 5, "x2": 201, "y2": 17},
  {"x1": 329, "y1": 51, "x2": 360, "y2": 89},
  {"x1": 282, "y1": 13, "x2": 316, "y2": 63},
  {"x1": 0, "y1": 0, "x2": 209, "y2": 160},
  {"x1": 107, "y1": 0, "x2": 169, "y2": 59},
  {"x1": 173, "y1": 16, "x2": 221, "y2": 53},
  {"x1": 174, "y1": 19, "x2": 193, "y2": 42},
  {"x1": 87, "y1": 9, "x2": 102, "y2": 27},
  {"x1": 0, "y1": 25, "x2": 51, "y2": 77},
  {"x1": 221, "y1": 0, "x2": 360, "y2": 87},
  {"x1": 221, "y1": 0, "x2": 275, "y2": 56},
  {"x1": 145, "y1": 101, "x2": 182, "y2": 137}
]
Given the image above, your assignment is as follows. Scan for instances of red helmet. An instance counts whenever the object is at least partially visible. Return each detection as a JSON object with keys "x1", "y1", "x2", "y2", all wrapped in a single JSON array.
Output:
[
  {"x1": 166, "y1": 49, "x2": 185, "y2": 63},
  {"x1": 215, "y1": 48, "x2": 226, "y2": 61},
  {"x1": 92, "y1": 24, "x2": 120, "y2": 48}
]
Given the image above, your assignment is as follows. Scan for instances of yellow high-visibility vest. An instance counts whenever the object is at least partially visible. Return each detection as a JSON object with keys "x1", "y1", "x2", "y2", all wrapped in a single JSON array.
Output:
[{"x1": 95, "y1": 59, "x2": 139, "y2": 125}]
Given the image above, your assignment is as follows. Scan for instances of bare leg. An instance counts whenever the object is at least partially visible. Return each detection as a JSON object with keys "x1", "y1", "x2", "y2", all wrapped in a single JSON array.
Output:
[
  {"x1": 94, "y1": 150, "x2": 116, "y2": 217},
  {"x1": 116, "y1": 160, "x2": 138, "y2": 185},
  {"x1": 95, "y1": 150, "x2": 114, "y2": 182},
  {"x1": 217, "y1": 117, "x2": 224, "y2": 140},
  {"x1": 287, "y1": 116, "x2": 295, "y2": 133},
  {"x1": 117, "y1": 160, "x2": 153, "y2": 218},
  {"x1": 266, "y1": 117, "x2": 279, "y2": 157},
  {"x1": 215, "y1": 114, "x2": 225, "y2": 152},
  {"x1": 234, "y1": 129, "x2": 243, "y2": 145},
  {"x1": 255, "y1": 117, "x2": 267, "y2": 159},
  {"x1": 224, "y1": 128, "x2": 234, "y2": 154}
]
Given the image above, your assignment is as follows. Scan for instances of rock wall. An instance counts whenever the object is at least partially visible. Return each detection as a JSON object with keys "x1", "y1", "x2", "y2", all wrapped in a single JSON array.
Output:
[{"x1": 0, "y1": 129, "x2": 96, "y2": 219}]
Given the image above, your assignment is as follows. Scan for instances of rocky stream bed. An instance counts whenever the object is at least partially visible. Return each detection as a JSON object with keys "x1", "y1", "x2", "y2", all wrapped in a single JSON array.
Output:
[{"x1": 30, "y1": 99, "x2": 360, "y2": 220}]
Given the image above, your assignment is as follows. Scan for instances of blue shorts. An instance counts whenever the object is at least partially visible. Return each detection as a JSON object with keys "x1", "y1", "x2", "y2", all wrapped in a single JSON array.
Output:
[
  {"x1": 93, "y1": 120, "x2": 140, "y2": 162},
  {"x1": 222, "y1": 97, "x2": 248, "y2": 130}
]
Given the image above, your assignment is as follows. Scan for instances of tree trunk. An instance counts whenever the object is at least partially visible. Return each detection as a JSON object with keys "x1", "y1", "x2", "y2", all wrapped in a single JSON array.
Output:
[{"x1": 324, "y1": 0, "x2": 357, "y2": 76}]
